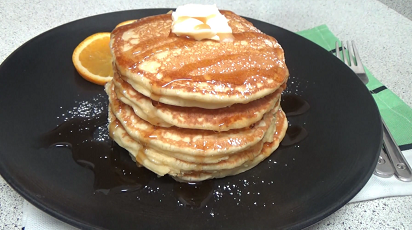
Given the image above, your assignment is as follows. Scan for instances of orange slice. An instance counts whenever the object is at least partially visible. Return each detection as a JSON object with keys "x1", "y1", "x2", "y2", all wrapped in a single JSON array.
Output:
[
  {"x1": 115, "y1": 19, "x2": 137, "y2": 28},
  {"x1": 72, "y1": 32, "x2": 113, "y2": 85}
]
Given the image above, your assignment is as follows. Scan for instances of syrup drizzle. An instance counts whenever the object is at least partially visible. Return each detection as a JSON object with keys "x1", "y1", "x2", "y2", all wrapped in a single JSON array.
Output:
[
  {"x1": 36, "y1": 114, "x2": 154, "y2": 195},
  {"x1": 114, "y1": 13, "x2": 286, "y2": 93},
  {"x1": 281, "y1": 95, "x2": 310, "y2": 116},
  {"x1": 35, "y1": 93, "x2": 308, "y2": 207},
  {"x1": 280, "y1": 94, "x2": 309, "y2": 146},
  {"x1": 281, "y1": 125, "x2": 308, "y2": 147},
  {"x1": 174, "y1": 180, "x2": 214, "y2": 209},
  {"x1": 36, "y1": 113, "x2": 213, "y2": 207}
]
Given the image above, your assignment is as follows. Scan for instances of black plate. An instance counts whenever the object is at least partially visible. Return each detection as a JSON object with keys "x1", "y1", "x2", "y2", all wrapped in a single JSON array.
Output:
[{"x1": 0, "y1": 9, "x2": 382, "y2": 230}]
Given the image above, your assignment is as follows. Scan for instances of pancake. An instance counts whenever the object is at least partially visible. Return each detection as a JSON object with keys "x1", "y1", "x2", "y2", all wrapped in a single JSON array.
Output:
[
  {"x1": 106, "y1": 81, "x2": 280, "y2": 156},
  {"x1": 174, "y1": 118, "x2": 287, "y2": 182},
  {"x1": 112, "y1": 72, "x2": 284, "y2": 131},
  {"x1": 106, "y1": 7, "x2": 289, "y2": 182},
  {"x1": 108, "y1": 106, "x2": 288, "y2": 182},
  {"x1": 110, "y1": 10, "x2": 289, "y2": 109}
]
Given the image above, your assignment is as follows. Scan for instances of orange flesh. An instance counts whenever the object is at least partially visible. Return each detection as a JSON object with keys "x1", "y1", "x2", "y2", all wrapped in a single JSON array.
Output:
[{"x1": 79, "y1": 36, "x2": 113, "y2": 77}]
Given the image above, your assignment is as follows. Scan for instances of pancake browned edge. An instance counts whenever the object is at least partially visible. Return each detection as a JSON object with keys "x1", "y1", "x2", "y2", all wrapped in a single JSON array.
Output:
[
  {"x1": 110, "y1": 10, "x2": 289, "y2": 109},
  {"x1": 106, "y1": 10, "x2": 290, "y2": 182}
]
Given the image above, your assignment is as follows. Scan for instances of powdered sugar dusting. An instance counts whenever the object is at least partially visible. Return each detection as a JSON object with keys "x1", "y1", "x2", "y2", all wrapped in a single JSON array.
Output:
[
  {"x1": 58, "y1": 94, "x2": 107, "y2": 120},
  {"x1": 57, "y1": 93, "x2": 109, "y2": 142}
]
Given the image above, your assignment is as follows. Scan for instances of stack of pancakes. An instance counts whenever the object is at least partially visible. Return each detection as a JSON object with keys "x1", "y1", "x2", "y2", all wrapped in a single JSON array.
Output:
[{"x1": 106, "y1": 11, "x2": 289, "y2": 182}]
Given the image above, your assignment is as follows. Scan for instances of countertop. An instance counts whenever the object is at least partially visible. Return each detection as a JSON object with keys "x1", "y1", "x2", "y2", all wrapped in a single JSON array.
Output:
[{"x1": 1, "y1": 0, "x2": 411, "y2": 229}]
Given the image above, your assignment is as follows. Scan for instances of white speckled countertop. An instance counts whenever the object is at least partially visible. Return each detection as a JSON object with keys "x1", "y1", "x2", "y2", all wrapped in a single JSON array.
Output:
[{"x1": 1, "y1": 0, "x2": 411, "y2": 229}]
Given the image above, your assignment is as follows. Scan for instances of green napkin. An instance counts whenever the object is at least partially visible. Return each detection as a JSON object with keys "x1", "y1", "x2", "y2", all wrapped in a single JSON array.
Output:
[{"x1": 296, "y1": 25, "x2": 412, "y2": 148}]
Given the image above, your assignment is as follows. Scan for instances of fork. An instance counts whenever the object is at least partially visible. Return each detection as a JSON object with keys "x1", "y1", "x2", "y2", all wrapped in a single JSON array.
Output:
[{"x1": 335, "y1": 41, "x2": 412, "y2": 182}]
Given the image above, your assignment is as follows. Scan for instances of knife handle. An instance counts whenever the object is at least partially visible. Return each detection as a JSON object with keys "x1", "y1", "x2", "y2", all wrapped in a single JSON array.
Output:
[
  {"x1": 374, "y1": 147, "x2": 394, "y2": 178},
  {"x1": 382, "y1": 119, "x2": 412, "y2": 182}
]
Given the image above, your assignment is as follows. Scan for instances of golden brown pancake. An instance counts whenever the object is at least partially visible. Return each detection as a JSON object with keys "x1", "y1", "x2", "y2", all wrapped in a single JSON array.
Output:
[
  {"x1": 106, "y1": 81, "x2": 280, "y2": 156},
  {"x1": 108, "y1": 105, "x2": 288, "y2": 182},
  {"x1": 112, "y1": 72, "x2": 284, "y2": 131},
  {"x1": 106, "y1": 9, "x2": 289, "y2": 182},
  {"x1": 110, "y1": 11, "x2": 289, "y2": 109}
]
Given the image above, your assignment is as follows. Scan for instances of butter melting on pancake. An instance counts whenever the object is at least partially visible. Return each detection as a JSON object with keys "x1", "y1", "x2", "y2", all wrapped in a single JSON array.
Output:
[
  {"x1": 110, "y1": 11, "x2": 289, "y2": 109},
  {"x1": 107, "y1": 6, "x2": 290, "y2": 182}
]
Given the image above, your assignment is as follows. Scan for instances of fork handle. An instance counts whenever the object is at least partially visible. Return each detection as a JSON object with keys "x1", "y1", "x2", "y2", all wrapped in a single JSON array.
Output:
[{"x1": 382, "y1": 119, "x2": 412, "y2": 182}]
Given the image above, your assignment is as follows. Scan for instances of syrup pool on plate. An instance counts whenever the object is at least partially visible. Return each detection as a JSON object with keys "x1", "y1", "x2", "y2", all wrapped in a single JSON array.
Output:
[{"x1": 35, "y1": 93, "x2": 309, "y2": 209}]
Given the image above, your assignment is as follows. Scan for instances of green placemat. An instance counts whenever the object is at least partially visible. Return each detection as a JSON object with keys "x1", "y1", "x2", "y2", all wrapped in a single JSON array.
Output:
[{"x1": 296, "y1": 25, "x2": 412, "y2": 147}]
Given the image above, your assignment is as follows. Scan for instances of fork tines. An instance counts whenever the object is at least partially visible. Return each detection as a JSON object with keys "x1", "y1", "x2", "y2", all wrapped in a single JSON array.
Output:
[
  {"x1": 335, "y1": 41, "x2": 367, "y2": 81},
  {"x1": 335, "y1": 41, "x2": 361, "y2": 66}
]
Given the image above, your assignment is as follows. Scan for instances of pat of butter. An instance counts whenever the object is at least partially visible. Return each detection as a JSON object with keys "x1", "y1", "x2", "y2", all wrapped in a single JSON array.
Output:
[{"x1": 171, "y1": 4, "x2": 233, "y2": 41}]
